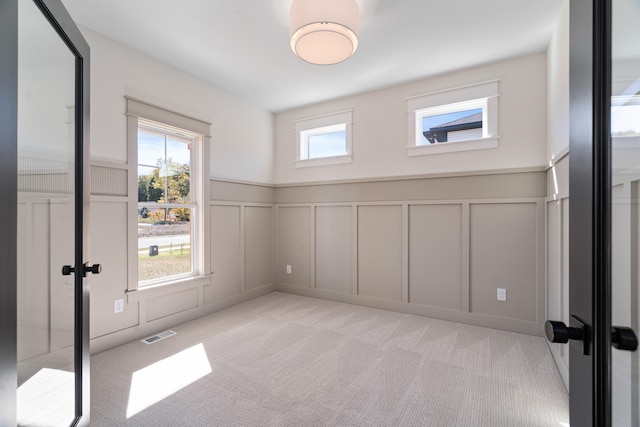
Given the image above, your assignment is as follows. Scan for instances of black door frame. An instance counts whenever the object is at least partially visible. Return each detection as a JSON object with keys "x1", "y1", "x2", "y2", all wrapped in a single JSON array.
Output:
[
  {"x1": 0, "y1": 1, "x2": 19, "y2": 425},
  {"x1": 569, "y1": 0, "x2": 613, "y2": 425},
  {"x1": 0, "y1": 0, "x2": 90, "y2": 425}
]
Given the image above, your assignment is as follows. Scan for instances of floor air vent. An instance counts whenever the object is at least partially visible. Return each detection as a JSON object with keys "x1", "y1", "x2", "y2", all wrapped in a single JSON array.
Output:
[{"x1": 141, "y1": 330, "x2": 177, "y2": 344}]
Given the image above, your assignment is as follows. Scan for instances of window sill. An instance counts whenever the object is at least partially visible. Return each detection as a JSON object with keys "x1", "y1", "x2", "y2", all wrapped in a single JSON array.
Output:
[
  {"x1": 127, "y1": 275, "x2": 212, "y2": 303},
  {"x1": 407, "y1": 137, "x2": 499, "y2": 156},
  {"x1": 295, "y1": 153, "x2": 353, "y2": 168}
]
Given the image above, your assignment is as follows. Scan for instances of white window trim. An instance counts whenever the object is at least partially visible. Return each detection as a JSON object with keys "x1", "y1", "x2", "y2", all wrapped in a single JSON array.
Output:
[
  {"x1": 126, "y1": 97, "x2": 212, "y2": 292},
  {"x1": 294, "y1": 110, "x2": 353, "y2": 168},
  {"x1": 407, "y1": 80, "x2": 499, "y2": 156}
]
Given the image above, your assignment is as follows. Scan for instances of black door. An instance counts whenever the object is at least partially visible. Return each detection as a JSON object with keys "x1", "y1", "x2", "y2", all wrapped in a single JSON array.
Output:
[
  {"x1": 0, "y1": 0, "x2": 94, "y2": 425},
  {"x1": 546, "y1": 0, "x2": 640, "y2": 425}
]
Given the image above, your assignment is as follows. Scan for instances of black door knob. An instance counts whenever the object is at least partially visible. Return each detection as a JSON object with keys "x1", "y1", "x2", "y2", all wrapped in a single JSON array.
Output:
[
  {"x1": 83, "y1": 263, "x2": 102, "y2": 275},
  {"x1": 62, "y1": 265, "x2": 74, "y2": 276},
  {"x1": 545, "y1": 320, "x2": 584, "y2": 343},
  {"x1": 612, "y1": 326, "x2": 638, "y2": 351}
]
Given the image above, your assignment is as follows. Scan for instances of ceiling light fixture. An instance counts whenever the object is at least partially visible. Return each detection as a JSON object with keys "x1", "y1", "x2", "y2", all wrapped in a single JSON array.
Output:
[{"x1": 290, "y1": 0, "x2": 359, "y2": 65}]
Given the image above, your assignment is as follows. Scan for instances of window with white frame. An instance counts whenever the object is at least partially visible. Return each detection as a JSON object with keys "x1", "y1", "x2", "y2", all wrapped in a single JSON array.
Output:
[
  {"x1": 408, "y1": 81, "x2": 499, "y2": 156},
  {"x1": 295, "y1": 110, "x2": 353, "y2": 167},
  {"x1": 126, "y1": 97, "x2": 210, "y2": 289},
  {"x1": 137, "y1": 121, "x2": 199, "y2": 284}
]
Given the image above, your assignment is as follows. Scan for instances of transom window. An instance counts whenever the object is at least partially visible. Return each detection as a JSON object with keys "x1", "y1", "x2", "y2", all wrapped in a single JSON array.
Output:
[
  {"x1": 408, "y1": 81, "x2": 499, "y2": 156},
  {"x1": 301, "y1": 123, "x2": 347, "y2": 159},
  {"x1": 295, "y1": 110, "x2": 353, "y2": 168}
]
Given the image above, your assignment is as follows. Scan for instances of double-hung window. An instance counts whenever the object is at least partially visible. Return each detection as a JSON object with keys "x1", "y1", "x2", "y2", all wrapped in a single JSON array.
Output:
[
  {"x1": 127, "y1": 97, "x2": 210, "y2": 289},
  {"x1": 408, "y1": 81, "x2": 499, "y2": 156},
  {"x1": 137, "y1": 122, "x2": 198, "y2": 284}
]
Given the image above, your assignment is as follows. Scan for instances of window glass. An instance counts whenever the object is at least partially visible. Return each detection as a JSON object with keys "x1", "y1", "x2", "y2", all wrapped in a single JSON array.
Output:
[
  {"x1": 407, "y1": 81, "x2": 498, "y2": 156},
  {"x1": 295, "y1": 110, "x2": 353, "y2": 167},
  {"x1": 420, "y1": 108, "x2": 482, "y2": 145},
  {"x1": 137, "y1": 124, "x2": 196, "y2": 285},
  {"x1": 307, "y1": 128, "x2": 347, "y2": 159}
]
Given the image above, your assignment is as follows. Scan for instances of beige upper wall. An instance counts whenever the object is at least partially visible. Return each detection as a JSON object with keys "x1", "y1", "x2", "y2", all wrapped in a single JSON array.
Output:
[
  {"x1": 274, "y1": 53, "x2": 548, "y2": 185},
  {"x1": 547, "y1": 0, "x2": 570, "y2": 163},
  {"x1": 83, "y1": 28, "x2": 275, "y2": 184}
]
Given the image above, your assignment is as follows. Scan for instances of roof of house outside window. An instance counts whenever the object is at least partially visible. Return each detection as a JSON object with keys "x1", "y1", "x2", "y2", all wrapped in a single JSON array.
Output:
[{"x1": 423, "y1": 112, "x2": 482, "y2": 143}]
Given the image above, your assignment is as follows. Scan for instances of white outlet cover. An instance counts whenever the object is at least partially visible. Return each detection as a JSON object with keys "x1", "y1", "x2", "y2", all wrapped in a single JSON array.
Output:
[
  {"x1": 114, "y1": 298, "x2": 124, "y2": 314},
  {"x1": 497, "y1": 288, "x2": 507, "y2": 301},
  {"x1": 286, "y1": 265, "x2": 292, "y2": 274}
]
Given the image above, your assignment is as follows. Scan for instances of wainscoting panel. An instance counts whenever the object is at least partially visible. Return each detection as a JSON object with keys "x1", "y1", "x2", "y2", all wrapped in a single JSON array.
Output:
[
  {"x1": 91, "y1": 164, "x2": 128, "y2": 197},
  {"x1": 147, "y1": 288, "x2": 200, "y2": 322},
  {"x1": 273, "y1": 170, "x2": 547, "y2": 336},
  {"x1": 208, "y1": 205, "x2": 242, "y2": 302},
  {"x1": 49, "y1": 202, "x2": 75, "y2": 351},
  {"x1": 17, "y1": 200, "x2": 51, "y2": 361},
  {"x1": 18, "y1": 155, "x2": 73, "y2": 194},
  {"x1": 547, "y1": 200, "x2": 563, "y2": 327},
  {"x1": 211, "y1": 179, "x2": 276, "y2": 204},
  {"x1": 277, "y1": 171, "x2": 545, "y2": 204},
  {"x1": 245, "y1": 206, "x2": 274, "y2": 291},
  {"x1": 408, "y1": 204, "x2": 463, "y2": 310},
  {"x1": 357, "y1": 205, "x2": 403, "y2": 301},
  {"x1": 315, "y1": 206, "x2": 353, "y2": 294},
  {"x1": 469, "y1": 203, "x2": 538, "y2": 322},
  {"x1": 90, "y1": 200, "x2": 139, "y2": 339},
  {"x1": 277, "y1": 206, "x2": 311, "y2": 287},
  {"x1": 545, "y1": 154, "x2": 569, "y2": 388}
]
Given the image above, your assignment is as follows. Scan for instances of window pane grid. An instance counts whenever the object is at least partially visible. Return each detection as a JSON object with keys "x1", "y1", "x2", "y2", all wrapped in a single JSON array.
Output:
[{"x1": 138, "y1": 123, "x2": 198, "y2": 286}]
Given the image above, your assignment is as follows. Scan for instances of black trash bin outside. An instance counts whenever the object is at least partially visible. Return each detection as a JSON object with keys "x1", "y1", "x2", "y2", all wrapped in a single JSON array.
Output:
[{"x1": 149, "y1": 245, "x2": 159, "y2": 256}]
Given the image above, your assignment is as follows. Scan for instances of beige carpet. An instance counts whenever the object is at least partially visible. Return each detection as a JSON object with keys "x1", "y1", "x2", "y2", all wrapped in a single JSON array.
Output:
[{"x1": 91, "y1": 292, "x2": 569, "y2": 426}]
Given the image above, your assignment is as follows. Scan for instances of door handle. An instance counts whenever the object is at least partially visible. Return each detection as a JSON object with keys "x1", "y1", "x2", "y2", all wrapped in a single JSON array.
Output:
[
  {"x1": 84, "y1": 263, "x2": 102, "y2": 275},
  {"x1": 612, "y1": 326, "x2": 638, "y2": 351},
  {"x1": 546, "y1": 319, "x2": 638, "y2": 353},
  {"x1": 545, "y1": 315, "x2": 590, "y2": 355},
  {"x1": 545, "y1": 320, "x2": 584, "y2": 343},
  {"x1": 61, "y1": 263, "x2": 102, "y2": 276}
]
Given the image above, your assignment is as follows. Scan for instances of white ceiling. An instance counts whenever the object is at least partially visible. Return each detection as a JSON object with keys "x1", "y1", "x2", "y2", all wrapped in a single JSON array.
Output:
[{"x1": 60, "y1": 0, "x2": 564, "y2": 113}]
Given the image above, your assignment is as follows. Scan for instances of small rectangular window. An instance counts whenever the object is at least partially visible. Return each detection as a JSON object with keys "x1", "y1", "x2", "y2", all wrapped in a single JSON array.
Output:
[
  {"x1": 408, "y1": 81, "x2": 498, "y2": 156},
  {"x1": 420, "y1": 107, "x2": 483, "y2": 145},
  {"x1": 295, "y1": 110, "x2": 353, "y2": 168},
  {"x1": 302, "y1": 124, "x2": 347, "y2": 159}
]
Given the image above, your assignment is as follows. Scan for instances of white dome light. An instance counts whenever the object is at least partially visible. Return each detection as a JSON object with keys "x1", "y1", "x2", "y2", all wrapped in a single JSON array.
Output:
[{"x1": 290, "y1": 0, "x2": 359, "y2": 65}]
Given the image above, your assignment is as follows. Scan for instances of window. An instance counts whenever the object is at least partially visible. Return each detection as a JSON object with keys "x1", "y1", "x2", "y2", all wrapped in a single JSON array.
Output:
[
  {"x1": 295, "y1": 110, "x2": 353, "y2": 167},
  {"x1": 127, "y1": 97, "x2": 211, "y2": 289},
  {"x1": 137, "y1": 122, "x2": 199, "y2": 284},
  {"x1": 408, "y1": 81, "x2": 499, "y2": 156}
]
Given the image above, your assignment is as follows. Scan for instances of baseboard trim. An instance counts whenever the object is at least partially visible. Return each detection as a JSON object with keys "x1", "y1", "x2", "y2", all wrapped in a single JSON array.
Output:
[
  {"x1": 89, "y1": 284, "x2": 276, "y2": 355},
  {"x1": 276, "y1": 284, "x2": 544, "y2": 337}
]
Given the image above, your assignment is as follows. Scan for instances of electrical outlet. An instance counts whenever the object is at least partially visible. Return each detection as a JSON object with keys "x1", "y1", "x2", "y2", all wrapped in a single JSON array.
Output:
[
  {"x1": 114, "y1": 298, "x2": 124, "y2": 314},
  {"x1": 497, "y1": 288, "x2": 507, "y2": 302},
  {"x1": 286, "y1": 264, "x2": 292, "y2": 274}
]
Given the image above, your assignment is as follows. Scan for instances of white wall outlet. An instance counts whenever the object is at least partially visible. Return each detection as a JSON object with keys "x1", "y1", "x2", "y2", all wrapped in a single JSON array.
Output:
[
  {"x1": 497, "y1": 288, "x2": 507, "y2": 302},
  {"x1": 114, "y1": 298, "x2": 124, "y2": 314},
  {"x1": 286, "y1": 264, "x2": 292, "y2": 274}
]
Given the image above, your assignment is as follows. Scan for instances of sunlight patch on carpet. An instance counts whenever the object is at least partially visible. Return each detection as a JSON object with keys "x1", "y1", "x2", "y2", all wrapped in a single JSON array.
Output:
[
  {"x1": 126, "y1": 343, "x2": 212, "y2": 418},
  {"x1": 17, "y1": 368, "x2": 74, "y2": 427}
]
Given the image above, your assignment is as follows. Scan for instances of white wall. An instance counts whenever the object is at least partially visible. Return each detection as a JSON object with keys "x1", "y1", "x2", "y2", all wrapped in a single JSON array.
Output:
[
  {"x1": 546, "y1": 0, "x2": 570, "y2": 163},
  {"x1": 84, "y1": 28, "x2": 274, "y2": 184},
  {"x1": 274, "y1": 53, "x2": 547, "y2": 184}
]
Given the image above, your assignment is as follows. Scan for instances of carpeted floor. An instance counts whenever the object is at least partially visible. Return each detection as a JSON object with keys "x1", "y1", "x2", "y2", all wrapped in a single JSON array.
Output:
[{"x1": 91, "y1": 292, "x2": 569, "y2": 426}]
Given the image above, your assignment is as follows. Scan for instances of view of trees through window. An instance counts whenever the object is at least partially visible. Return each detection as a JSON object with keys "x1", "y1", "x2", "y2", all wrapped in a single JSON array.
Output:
[{"x1": 138, "y1": 126, "x2": 195, "y2": 283}]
